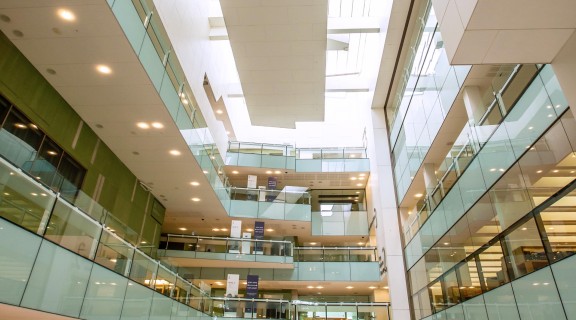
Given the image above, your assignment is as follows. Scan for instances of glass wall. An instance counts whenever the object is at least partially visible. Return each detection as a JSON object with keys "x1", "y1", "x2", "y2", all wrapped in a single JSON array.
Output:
[
  {"x1": 404, "y1": 64, "x2": 570, "y2": 269},
  {"x1": 0, "y1": 95, "x2": 86, "y2": 202},
  {"x1": 409, "y1": 103, "x2": 576, "y2": 318},
  {"x1": 388, "y1": 1, "x2": 472, "y2": 202}
]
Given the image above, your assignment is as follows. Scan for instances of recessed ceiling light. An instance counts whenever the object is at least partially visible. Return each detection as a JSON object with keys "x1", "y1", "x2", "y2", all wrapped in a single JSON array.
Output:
[
  {"x1": 528, "y1": 126, "x2": 534, "y2": 130},
  {"x1": 310, "y1": 242, "x2": 317, "y2": 245},
  {"x1": 221, "y1": 228, "x2": 228, "y2": 231},
  {"x1": 151, "y1": 122, "x2": 164, "y2": 129},
  {"x1": 212, "y1": 228, "x2": 220, "y2": 231},
  {"x1": 30, "y1": 193, "x2": 38, "y2": 196},
  {"x1": 357, "y1": 242, "x2": 364, "y2": 245},
  {"x1": 140, "y1": 241, "x2": 147, "y2": 244},
  {"x1": 536, "y1": 170, "x2": 543, "y2": 174},
  {"x1": 246, "y1": 228, "x2": 254, "y2": 232},
  {"x1": 355, "y1": 191, "x2": 360, "y2": 194},
  {"x1": 203, "y1": 170, "x2": 209, "y2": 174},
  {"x1": 359, "y1": 173, "x2": 366, "y2": 177},
  {"x1": 96, "y1": 64, "x2": 112, "y2": 74},
  {"x1": 443, "y1": 242, "x2": 450, "y2": 245},
  {"x1": 57, "y1": 8, "x2": 76, "y2": 21},
  {"x1": 346, "y1": 286, "x2": 354, "y2": 289},
  {"x1": 350, "y1": 155, "x2": 356, "y2": 158},
  {"x1": 232, "y1": 170, "x2": 239, "y2": 174},
  {"x1": 274, "y1": 170, "x2": 281, "y2": 174},
  {"x1": 307, "y1": 285, "x2": 314, "y2": 289},
  {"x1": 226, "y1": 131, "x2": 230, "y2": 135},
  {"x1": 46, "y1": 151, "x2": 58, "y2": 156},
  {"x1": 266, "y1": 228, "x2": 274, "y2": 232},
  {"x1": 369, "y1": 286, "x2": 377, "y2": 289},
  {"x1": 415, "y1": 193, "x2": 423, "y2": 198},
  {"x1": 316, "y1": 286, "x2": 323, "y2": 289},
  {"x1": 179, "y1": 227, "x2": 187, "y2": 231},
  {"x1": 350, "y1": 177, "x2": 357, "y2": 180},
  {"x1": 356, "y1": 183, "x2": 363, "y2": 187},
  {"x1": 266, "y1": 170, "x2": 272, "y2": 174},
  {"x1": 14, "y1": 123, "x2": 26, "y2": 129},
  {"x1": 553, "y1": 170, "x2": 559, "y2": 173},
  {"x1": 181, "y1": 99, "x2": 189, "y2": 105},
  {"x1": 521, "y1": 227, "x2": 527, "y2": 231},
  {"x1": 169, "y1": 150, "x2": 181, "y2": 156},
  {"x1": 216, "y1": 109, "x2": 223, "y2": 114},
  {"x1": 191, "y1": 197, "x2": 200, "y2": 202},
  {"x1": 190, "y1": 181, "x2": 200, "y2": 186},
  {"x1": 137, "y1": 122, "x2": 150, "y2": 129},
  {"x1": 384, "y1": 286, "x2": 389, "y2": 289}
]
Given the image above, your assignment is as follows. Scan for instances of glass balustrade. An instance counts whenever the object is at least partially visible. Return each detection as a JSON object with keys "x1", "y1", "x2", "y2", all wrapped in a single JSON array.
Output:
[
  {"x1": 0, "y1": 154, "x2": 214, "y2": 316},
  {"x1": 293, "y1": 301, "x2": 391, "y2": 320},
  {"x1": 293, "y1": 247, "x2": 377, "y2": 262},
  {"x1": 159, "y1": 234, "x2": 294, "y2": 264},
  {"x1": 230, "y1": 187, "x2": 311, "y2": 205},
  {"x1": 401, "y1": 63, "x2": 542, "y2": 244}
]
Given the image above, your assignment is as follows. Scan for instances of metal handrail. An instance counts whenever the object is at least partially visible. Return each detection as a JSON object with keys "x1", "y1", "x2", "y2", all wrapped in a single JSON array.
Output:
[{"x1": 165, "y1": 234, "x2": 293, "y2": 245}]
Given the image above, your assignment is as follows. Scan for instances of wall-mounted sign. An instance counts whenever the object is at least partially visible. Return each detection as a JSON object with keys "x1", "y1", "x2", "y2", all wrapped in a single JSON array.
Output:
[
  {"x1": 231, "y1": 220, "x2": 242, "y2": 238},
  {"x1": 226, "y1": 274, "x2": 239, "y2": 298}
]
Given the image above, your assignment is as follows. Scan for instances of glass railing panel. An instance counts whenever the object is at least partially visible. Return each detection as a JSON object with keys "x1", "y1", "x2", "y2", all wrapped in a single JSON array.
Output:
[
  {"x1": 149, "y1": 291, "x2": 175, "y2": 320},
  {"x1": 20, "y1": 240, "x2": 93, "y2": 318},
  {"x1": 174, "y1": 277, "x2": 191, "y2": 304},
  {"x1": 44, "y1": 198, "x2": 101, "y2": 259},
  {"x1": 80, "y1": 263, "x2": 129, "y2": 319},
  {"x1": 130, "y1": 250, "x2": 158, "y2": 287},
  {"x1": 0, "y1": 158, "x2": 56, "y2": 234},
  {"x1": 121, "y1": 279, "x2": 155, "y2": 319},
  {"x1": 0, "y1": 217, "x2": 42, "y2": 305},
  {"x1": 95, "y1": 229, "x2": 135, "y2": 276},
  {"x1": 155, "y1": 264, "x2": 178, "y2": 298}
]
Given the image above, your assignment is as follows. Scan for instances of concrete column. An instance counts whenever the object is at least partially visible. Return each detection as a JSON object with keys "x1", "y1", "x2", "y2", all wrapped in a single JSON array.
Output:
[
  {"x1": 422, "y1": 163, "x2": 437, "y2": 195},
  {"x1": 366, "y1": 108, "x2": 412, "y2": 320},
  {"x1": 462, "y1": 86, "x2": 485, "y2": 125}
]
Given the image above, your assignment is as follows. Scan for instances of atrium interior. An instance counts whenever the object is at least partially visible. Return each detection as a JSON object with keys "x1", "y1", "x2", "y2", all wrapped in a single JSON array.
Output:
[{"x1": 0, "y1": 0, "x2": 576, "y2": 320}]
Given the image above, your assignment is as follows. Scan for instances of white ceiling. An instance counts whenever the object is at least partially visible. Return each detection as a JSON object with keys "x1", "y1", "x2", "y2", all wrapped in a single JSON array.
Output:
[
  {"x1": 0, "y1": 1, "x2": 229, "y2": 220},
  {"x1": 219, "y1": 0, "x2": 328, "y2": 128}
]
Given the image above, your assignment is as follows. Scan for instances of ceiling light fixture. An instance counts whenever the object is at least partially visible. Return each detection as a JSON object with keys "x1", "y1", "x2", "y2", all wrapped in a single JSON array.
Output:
[
  {"x1": 266, "y1": 228, "x2": 274, "y2": 232},
  {"x1": 190, "y1": 181, "x2": 200, "y2": 186},
  {"x1": 274, "y1": 170, "x2": 281, "y2": 174},
  {"x1": 169, "y1": 150, "x2": 181, "y2": 156},
  {"x1": 232, "y1": 170, "x2": 239, "y2": 174},
  {"x1": 96, "y1": 64, "x2": 112, "y2": 74},
  {"x1": 415, "y1": 193, "x2": 423, "y2": 198},
  {"x1": 212, "y1": 228, "x2": 220, "y2": 231},
  {"x1": 57, "y1": 8, "x2": 76, "y2": 21},
  {"x1": 350, "y1": 177, "x2": 357, "y2": 180},
  {"x1": 369, "y1": 286, "x2": 377, "y2": 289},
  {"x1": 191, "y1": 197, "x2": 200, "y2": 202},
  {"x1": 356, "y1": 183, "x2": 363, "y2": 187},
  {"x1": 216, "y1": 109, "x2": 223, "y2": 114},
  {"x1": 137, "y1": 122, "x2": 150, "y2": 129},
  {"x1": 178, "y1": 227, "x2": 187, "y2": 231},
  {"x1": 346, "y1": 286, "x2": 354, "y2": 289},
  {"x1": 151, "y1": 122, "x2": 164, "y2": 129},
  {"x1": 266, "y1": 170, "x2": 272, "y2": 174}
]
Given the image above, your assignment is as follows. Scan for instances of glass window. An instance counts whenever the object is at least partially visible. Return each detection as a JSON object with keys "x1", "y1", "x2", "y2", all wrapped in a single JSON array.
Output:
[
  {"x1": 477, "y1": 242, "x2": 509, "y2": 291},
  {"x1": 57, "y1": 153, "x2": 85, "y2": 201},
  {"x1": 502, "y1": 218, "x2": 548, "y2": 280},
  {"x1": 0, "y1": 95, "x2": 10, "y2": 124},
  {"x1": 456, "y1": 260, "x2": 482, "y2": 301},
  {"x1": 539, "y1": 187, "x2": 576, "y2": 263},
  {"x1": 3, "y1": 109, "x2": 43, "y2": 152},
  {"x1": 442, "y1": 269, "x2": 460, "y2": 306},
  {"x1": 32, "y1": 137, "x2": 62, "y2": 188},
  {"x1": 428, "y1": 280, "x2": 444, "y2": 313}
]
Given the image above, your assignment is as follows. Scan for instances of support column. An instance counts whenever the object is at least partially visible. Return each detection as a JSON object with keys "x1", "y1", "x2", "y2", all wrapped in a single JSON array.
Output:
[
  {"x1": 366, "y1": 109, "x2": 411, "y2": 320},
  {"x1": 462, "y1": 86, "x2": 485, "y2": 125}
]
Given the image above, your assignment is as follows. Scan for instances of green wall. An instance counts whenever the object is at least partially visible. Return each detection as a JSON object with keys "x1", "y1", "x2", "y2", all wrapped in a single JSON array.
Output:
[{"x1": 0, "y1": 31, "x2": 162, "y2": 248}]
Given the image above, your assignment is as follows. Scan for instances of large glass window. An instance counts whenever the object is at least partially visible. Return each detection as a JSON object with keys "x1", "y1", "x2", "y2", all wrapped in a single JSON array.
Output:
[
  {"x1": 0, "y1": 96, "x2": 86, "y2": 199},
  {"x1": 502, "y1": 218, "x2": 548, "y2": 280}
]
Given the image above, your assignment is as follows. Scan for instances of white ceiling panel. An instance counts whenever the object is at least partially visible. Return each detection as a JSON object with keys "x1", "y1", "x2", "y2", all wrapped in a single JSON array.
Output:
[{"x1": 220, "y1": 0, "x2": 328, "y2": 128}]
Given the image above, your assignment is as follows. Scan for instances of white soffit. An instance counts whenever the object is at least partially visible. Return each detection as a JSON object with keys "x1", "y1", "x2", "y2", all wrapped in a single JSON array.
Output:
[{"x1": 219, "y1": 0, "x2": 328, "y2": 129}]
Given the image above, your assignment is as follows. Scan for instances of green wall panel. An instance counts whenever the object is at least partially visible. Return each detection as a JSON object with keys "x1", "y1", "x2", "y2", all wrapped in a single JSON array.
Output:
[{"x1": 0, "y1": 31, "x2": 162, "y2": 246}]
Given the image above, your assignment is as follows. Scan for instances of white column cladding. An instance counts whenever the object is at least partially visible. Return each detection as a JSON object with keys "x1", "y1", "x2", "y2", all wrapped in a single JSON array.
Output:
[
  {"x1": 462, "y1": 86, "x2": 485, "y2": 125},
  {"x1": 366, "y1": 109, "x2": 411, "y2": 320},
  {"x1": 422, "y1": 163, "x2": 437, "y2": 195}
]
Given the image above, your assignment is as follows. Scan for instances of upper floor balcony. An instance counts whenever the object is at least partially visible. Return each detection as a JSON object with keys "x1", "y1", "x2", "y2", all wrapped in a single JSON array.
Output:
[{"x1": 226, "y1": 142, "x2": 369, "y2": 173}]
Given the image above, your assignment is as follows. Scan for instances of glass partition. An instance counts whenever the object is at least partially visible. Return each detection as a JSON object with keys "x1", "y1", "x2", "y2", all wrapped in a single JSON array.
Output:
[{"x1": 294, "y1": 247, "x2": 377, "y2": 262}]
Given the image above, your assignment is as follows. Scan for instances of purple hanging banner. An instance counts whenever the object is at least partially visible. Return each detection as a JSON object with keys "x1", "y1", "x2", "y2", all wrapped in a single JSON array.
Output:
[
  {"x1": 254, "y1": 221, "x2": 265, "y2": 252},
  {"x1": 245, "y1": 274, "x2": 259, "y2": 298}
]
